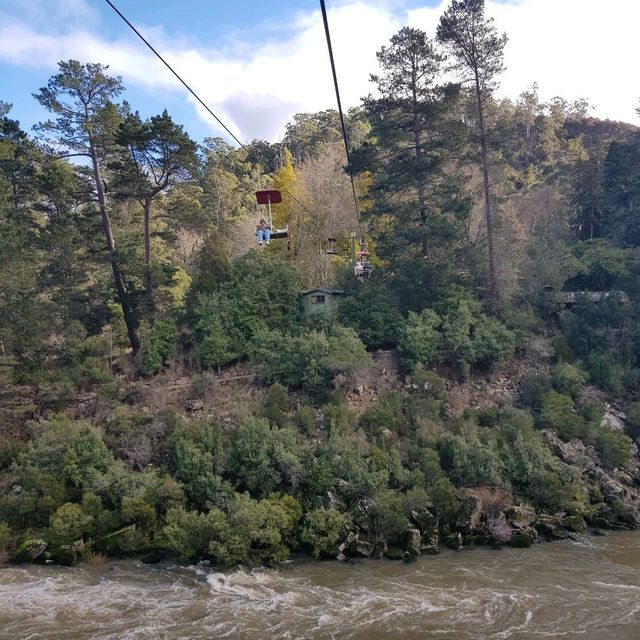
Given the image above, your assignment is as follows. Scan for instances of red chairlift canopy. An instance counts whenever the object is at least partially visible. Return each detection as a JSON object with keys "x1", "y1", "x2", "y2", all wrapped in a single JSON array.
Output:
[{"x1": 255, "y1": 190, "x2": 282, "y2": 205}]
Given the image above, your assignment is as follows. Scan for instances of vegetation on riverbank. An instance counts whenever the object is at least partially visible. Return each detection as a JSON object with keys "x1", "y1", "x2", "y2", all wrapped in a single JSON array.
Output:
[{"x1": 2, "y1": 1, "x2": 640, "y2": 567}]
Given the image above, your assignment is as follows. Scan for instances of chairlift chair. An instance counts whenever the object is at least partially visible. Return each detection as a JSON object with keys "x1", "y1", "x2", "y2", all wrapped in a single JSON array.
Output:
[{"x1": 255, "y1": 190, "x2": 290, "y2": 247}]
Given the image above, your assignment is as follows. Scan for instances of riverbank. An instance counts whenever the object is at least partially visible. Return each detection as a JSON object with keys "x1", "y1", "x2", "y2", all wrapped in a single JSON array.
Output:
[
  {"x1": 2, "y1": 531, "x2": 639, "y2": 640},
  {"x1": 2, "y1": 353, "x2": 640, "y2": 568}
]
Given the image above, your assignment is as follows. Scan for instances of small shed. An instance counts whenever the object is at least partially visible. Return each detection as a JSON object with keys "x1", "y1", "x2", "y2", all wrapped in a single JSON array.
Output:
[{"x1": 301, "y1": 288, "x2": 344, "y2": 320}]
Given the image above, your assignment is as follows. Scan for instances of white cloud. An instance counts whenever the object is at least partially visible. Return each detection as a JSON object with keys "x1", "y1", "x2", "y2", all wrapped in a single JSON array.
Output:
[
  {"x1": 0, "y1": 0, "x2": 638, "y2": 141},
  {"x1": 0, "y1": 0, "x2": 101, "y2": 30},
  {"x1": 409, "y1": 0, "x2": 640, "y2": 122}
]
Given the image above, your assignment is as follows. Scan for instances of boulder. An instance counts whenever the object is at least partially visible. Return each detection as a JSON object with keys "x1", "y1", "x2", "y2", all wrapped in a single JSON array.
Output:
[
  {"x1": 410, "y1": 509, "x2": 439, "y2": 553},
  {"x1": 12, "y1": 538, "x2": 48, "y2": 563},
  {"x1": 384, "y1": 546, "x2": 405, "y2": 560},
  {"x1": 349, "y1": 539, "x2": 373, "y2": 558},
  {"x1": 467, "y1": 534, "x2": 492, "y2": 546},
  {"x1": 411, "y1": 508, "x2": 437, "y2": 532},
  {"x1": 185, "y1": 399, "x2": 204, "y2": 412},
  {"x1": 544, "y1": 431, "x2": 598, "y2": 469},
  {"x1": 75, "y1": 392, "x2": 97, "y2": 418},
  {"x1": 487, "y1": 511, "x2": 512, "y2": 544},
  {"x1": 586, "y1": 503, "x2": 617, "y2": 529},
  {"x1": 455, "y1": 495, "x2": 483, "y2": 533},
  {"x1": 327, "y1": 491, "x2": 347, "y2": 512},
  {"x1": 511, "y1": 527, "x2": 538, "y2": 548},
  {"x1": 422, "y1": 539, "x2": 440, "y2": 555},
  {"x1": 610, "y1": 500, "x2": 640, "y2": 528},
  {"x1": 600, "y1": 404, "x2": 626, "y2": 432},
  {"x1": 445, "y1": 532, "x2": 463, "y2": 550},
  {"x1": 405, "y1": 527, "x2": 421, "y2": 561},
  {"x1": 507, "y1": 504, "x2": 536, "y2": 529},
  {"x1": 338, "y1": 531, "x2": 358, "y2": 555},
  {"x1": 535, "y1": 514, "x2": 570, "y2": 540},
  {"x1": 510, "y1": 531, "x2": 532, "y2": 548},
  {"x1": 562, "y1": 514, "x2": 587, "y2": 533}
]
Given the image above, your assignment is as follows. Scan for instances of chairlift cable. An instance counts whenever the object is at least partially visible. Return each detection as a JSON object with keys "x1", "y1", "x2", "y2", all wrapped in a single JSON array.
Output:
[
  {"x1": 103, "y1": 0, "x2": 313, "y2": 218},
  {"x1": 319, "y1": 0, "x2": 363, "y2": 241}
]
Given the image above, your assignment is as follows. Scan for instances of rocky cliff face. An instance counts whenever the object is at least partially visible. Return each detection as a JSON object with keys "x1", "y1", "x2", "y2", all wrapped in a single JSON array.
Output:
[{"x1": 331, "y1": 432, "x2": 640, "y2": 562}]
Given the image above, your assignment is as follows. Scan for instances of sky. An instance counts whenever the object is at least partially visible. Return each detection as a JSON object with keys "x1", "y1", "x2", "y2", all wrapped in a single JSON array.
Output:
[{"x1": 0, "y1": 0, "x2": 639, "y2": 145}]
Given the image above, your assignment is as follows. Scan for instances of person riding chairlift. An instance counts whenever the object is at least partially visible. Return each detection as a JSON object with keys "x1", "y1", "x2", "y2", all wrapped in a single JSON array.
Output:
[
  {"x1": 354, "y1": 258, "x2": 372, "y2": 279},
  {"x1": 256, "y1": 218, "x2": 271, "y2": 246}
]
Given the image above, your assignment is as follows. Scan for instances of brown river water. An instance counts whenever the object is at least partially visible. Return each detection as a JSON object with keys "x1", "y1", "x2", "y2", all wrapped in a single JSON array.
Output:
[{"x1": 1, "y1": 531, "x2": 639, "y2": 640}]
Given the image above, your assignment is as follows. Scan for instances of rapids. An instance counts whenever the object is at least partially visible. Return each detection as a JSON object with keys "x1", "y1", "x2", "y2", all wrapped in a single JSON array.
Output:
[{"x1": 1, "y1": 531, "x2": 639, "y2": 639}]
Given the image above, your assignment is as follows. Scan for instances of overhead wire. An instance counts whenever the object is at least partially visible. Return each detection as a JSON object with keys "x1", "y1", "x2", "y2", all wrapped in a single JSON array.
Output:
[
  {"x1": 103, "y1": 0, "x2": 313, "y2": 218},
  {"x1": 319, "y1": 0, "x2": 363, "y2": 241}
]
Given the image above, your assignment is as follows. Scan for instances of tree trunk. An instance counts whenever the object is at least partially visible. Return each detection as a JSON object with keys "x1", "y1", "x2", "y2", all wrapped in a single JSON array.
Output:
[
  {"x1": 88, "y1": 139, "x2": 140, "y2": 353},
  {"x1": 475, "y1": 75, "x2": 497, "y2": 301},
  {"x1": 143, "y1": 197, "x2": 153, "y2": 301},
  {"x1": 413, "y1": 80, "x2": 428, "y2": 257}
]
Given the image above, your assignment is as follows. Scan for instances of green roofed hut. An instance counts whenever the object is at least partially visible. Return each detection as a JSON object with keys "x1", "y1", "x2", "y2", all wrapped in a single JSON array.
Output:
[{"x1": 301, "y1": 288, "x2": 344, "y2": 320}]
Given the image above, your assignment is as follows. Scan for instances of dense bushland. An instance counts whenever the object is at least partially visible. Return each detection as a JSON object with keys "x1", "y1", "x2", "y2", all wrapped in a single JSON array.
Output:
[{"x1": 2, "y1": 0, "x2": 640, "y2": 566}]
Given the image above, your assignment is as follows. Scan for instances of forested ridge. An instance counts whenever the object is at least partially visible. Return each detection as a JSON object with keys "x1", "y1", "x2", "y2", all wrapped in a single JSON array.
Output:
[{"x1": 2, "y1": 2, "x2": 640, "y2": 567}]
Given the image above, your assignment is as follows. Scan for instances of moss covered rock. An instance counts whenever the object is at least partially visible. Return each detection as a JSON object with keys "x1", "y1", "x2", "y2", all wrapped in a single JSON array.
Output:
[{"x1": 12, "y1": 538, "x2": 48, "y2": 563}]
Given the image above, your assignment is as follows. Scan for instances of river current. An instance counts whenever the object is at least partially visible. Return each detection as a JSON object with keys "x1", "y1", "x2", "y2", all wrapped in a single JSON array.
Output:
[{"x1": 1, "y1": 531, "x2": 639, "y2": 640}]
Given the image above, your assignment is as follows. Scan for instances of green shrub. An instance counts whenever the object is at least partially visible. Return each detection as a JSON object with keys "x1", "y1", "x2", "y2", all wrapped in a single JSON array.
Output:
[
  {"x1": 438, "y1": 433, "x2": 503, "y2": 487},
  {"x1": 295, "y1": 405, "x2": 315, "y2": 434},
  {"x1": 477, "y1": 406, "x2": 498, "y2": 427},
  {"x1": 587, "y1": 352, "x2": 624, "y2": 394},
  {"x1": 411, "y1": 365, "x2": 447, "y2": 401},
  {"x1": 624, "y1": 403, "x2": 640, "y2": 441},
  {"x1": 263, "y1": 383, "x2": 290, "y2": 428},
  {"x1": 208, "y1": 492, "x2": 298, "y2": 567},
  {"x1": 496, "y1": 407, "x2": 535, "y2": 441},
  {"x1": 337, "y1": 284, "x2": 403, "y2": 349},
  {"x1": 226, "y1": 417, "x2": 303, "y2": 498},
  {"x1": 401, "y1": 486, "x2": 430, "y2": 515},
  {"x1": 550, "y1": 335, "x2": 575, "y2": 363},
  {"x1": 300, "y1": 507, "x2": 349, "y2": 559},
  {"x1": 192, "y1": 293, "x2": 237, "y2": 369},
  {"x1": 191, "y1": 252, "x2": 301, "y2": 368},
  {"x1": 440, "y1": 299, "x2": 475, "y2": 378},
  {"x1": 499, "y1": 429, "x2": 585, "y2": 512},
  {"x1": 0, "y1": 521, "x2": 11, "y2": 551},
  {"x1": 551, "y1": 363, "x2": 587, "y2": 399},
  {"x1": 439, "y1": 298, "x2": 515, "y2": 377},
  {"x1": 170, "y1": 419, "x2": 225, "y2": 511},
  {"x1": 140, "y1": 317, "x2": 176, "y2": 374},
  {"x1": 595, "y1": 428, "x2": 632, "y2": 469},
  {"x1": 323, "y1": 400, "x2": 352, "y2": 437},
  {"x1": 472, "y1": 315, "x2": 516, "y2": 369},
  {"x1": 0, "y1": 435, "x2": 26, "y2": 471},
  {"x1": 412, "y1": 446, "x2": 444, "y2": 485},
  {"x1": 397, "y1": 309, "x2": 441, "y2": 371},
  {"x1": 503, "y1": 308, "x2": 542, "y2": 344},
  {"x1": 430, "y1": 477, "x2": 459, "y2": 521},
  {"x1": 250, "y1": 326, "x2": 370, "y2": 400},
  {"x1": 48, "y1": 502, "x2": 93, "y2": 546},
  {"x1": 520, "y1": 371, "x2": 552, "y2": 411},
  {"x1": 163, "y1": 506, "x2": 227, "y2": 561},
  {"x1": 540, "y1": 390, "x2": 588, "y2": 440},
  {"x1": 121, "y1": 496, "x2": 157, "y2": 529},
  {"x1": 365, "y1": 490, "x2": 409, "y2": 545}
]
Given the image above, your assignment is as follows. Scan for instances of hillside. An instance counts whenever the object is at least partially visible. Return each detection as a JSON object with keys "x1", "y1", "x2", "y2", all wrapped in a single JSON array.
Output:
[{"x1": 2, "y1": 18, "x2": 640, "y2": 567}]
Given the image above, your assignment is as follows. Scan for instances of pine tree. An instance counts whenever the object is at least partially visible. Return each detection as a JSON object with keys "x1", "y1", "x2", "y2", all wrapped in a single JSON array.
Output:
[
  {"x1": 437, "y1": 0, "x2": 507, "y2": 301},
  {"x1": 114, "y1": 109, "x2": 198, "y2": 303},
  {"x1": 34, "y1": 60, "x2": 141, "y2": 353}
]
